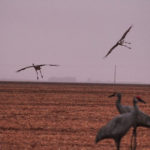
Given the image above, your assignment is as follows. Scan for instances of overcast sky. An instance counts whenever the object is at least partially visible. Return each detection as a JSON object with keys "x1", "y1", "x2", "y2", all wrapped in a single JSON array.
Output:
[{"x1": 0, "y1": 0, "x2": 150, "y2": 83}]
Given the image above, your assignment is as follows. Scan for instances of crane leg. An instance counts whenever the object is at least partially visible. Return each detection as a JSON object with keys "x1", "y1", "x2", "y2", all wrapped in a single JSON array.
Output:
[
  {"x1": 121, "y1": 44, "x2": 131, "y2": 49},
  {"x1": 133, "y1": 128, "x2": 137, "y2": 150},
  {"x1": 115, "y1": 139, "x2": 120, "y2": 150},
  {"x1": 39, "y1": 69, "x2": 43, "y2": 78},
  {"x1": 35, "y1": 70, "x2": 39, "y2": 80},
  {"x1": 130, "y1": 128, "x2": 137, "y2": 150},
  {"x1": 130, "y1": 132, "x2": 134, "y2": 150},
  {"x1": 124, "y1": 41, "x2": 131, "y2": 44}
]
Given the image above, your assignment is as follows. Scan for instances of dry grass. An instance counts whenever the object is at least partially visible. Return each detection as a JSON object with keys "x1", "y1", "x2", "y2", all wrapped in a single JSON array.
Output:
[{"x1": 0, "y1": 82, "x2": 150, "y2": 150}]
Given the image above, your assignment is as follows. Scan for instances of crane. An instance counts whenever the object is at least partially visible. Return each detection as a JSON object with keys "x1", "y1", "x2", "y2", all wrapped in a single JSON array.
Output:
[
  {"x1": 104, "y1": 25, "x2": 132, "y2": 58},
  {"x1": 16, "y1": 63, "x2": 59, "y2": 80},
  {"x1": 109, "y1": 92, "x2": 150, "y2": 150},
  {"x1": 95, "y1": 96, "x2": 145, "y2": 150}
]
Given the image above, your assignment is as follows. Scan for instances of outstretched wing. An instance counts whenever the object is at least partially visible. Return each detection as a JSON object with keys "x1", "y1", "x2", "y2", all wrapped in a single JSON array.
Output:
[
  {"x1": 119, "y1": 25, "x2": 132, "y2": 41},
  {"x1": 39, "y1": 64, "x2": 60, "y2": 67},
  {"x1": 49, "y1": 64, "x2": 60, "y2": 67},
  {"x1": 104, "y1": 42, "x2": 119, "y2": 58},
  {"x1": 16, "y1": 65, "x2": 33, "y2": 72}
]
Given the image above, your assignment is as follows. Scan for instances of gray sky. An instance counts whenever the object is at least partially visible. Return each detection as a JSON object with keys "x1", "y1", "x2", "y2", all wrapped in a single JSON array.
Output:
[{"x1": 0, "y1": 0, "x2": 150, "y2": 83}]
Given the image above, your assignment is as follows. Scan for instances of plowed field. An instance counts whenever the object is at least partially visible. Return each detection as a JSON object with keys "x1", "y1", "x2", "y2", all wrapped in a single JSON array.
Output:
[{"x1": 0, "y1": 82, "x2": 150, "y2": 150}]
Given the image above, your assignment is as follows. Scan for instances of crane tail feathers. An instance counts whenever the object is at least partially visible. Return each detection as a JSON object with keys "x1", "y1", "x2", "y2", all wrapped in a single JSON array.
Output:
[
  {"x1": 95, "y1": 136, "x2": 99, "y2": 144},
  {"x1": 95, "y1": 132, "x2": 102, "y2": 144}
]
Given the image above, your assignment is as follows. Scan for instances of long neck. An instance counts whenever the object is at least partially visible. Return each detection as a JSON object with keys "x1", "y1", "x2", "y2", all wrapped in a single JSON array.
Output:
[
  {"x1": 133, "y1": 101, "x2": 139, "y2": 115},
  {"x1": 116, "y1": 94, "x2": 122, "y2": 113},
  {"x1": 117, "y1": 94, "x2": 121, "y2": 102},
  {"x1": 116, "y1": 94, "x2": 121, "y2": 106}
]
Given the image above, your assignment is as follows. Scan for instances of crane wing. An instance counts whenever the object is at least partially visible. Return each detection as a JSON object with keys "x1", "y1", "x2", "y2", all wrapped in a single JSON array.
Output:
[
  {"x1": 39, "y1": 64, "x2": 60, "y2": 67},
  {"x1": 104, "y1": 42, "x2": 119, "y2": 58},
  {"x1": 119, "y1": 25, "x2": 132, "y2": 41},
  {"x1": 16, "y1": 65, "x2": 33, "y2": 72},
  {"x1": 49, "y1": 64, "x2": 60, "y2": 67}
]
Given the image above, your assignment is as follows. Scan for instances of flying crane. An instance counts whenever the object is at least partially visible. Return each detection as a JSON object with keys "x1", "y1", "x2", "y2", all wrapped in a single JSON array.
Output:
[
  {"x1": 104, "y1": 25, "x2": 132, "y2": 58},
  {"x1": 16, "y1": 63, "x2": 59, "y2": 80}
]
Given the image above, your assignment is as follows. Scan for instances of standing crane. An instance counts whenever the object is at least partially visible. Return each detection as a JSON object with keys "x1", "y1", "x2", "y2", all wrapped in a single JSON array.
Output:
[
  {"x1": 95, "y1": 96, "x2": 145, "y2": 150},
  {"x1": 104, "y1": 25, "x2": 132, "y2": 58},
  {"x1": 16, "y1": 63, "x2": 59, "y2": 80},
  {"x1": 109, "y1": 92, "x2": 150, "y2": 150}
]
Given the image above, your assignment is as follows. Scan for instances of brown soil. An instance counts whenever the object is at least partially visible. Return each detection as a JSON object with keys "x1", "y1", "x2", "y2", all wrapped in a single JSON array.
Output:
[{"x1": 0, "y1": 82, "x2": 150, "y2": 150}]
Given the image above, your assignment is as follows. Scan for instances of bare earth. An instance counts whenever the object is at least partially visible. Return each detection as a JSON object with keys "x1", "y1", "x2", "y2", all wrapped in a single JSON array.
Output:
[{"x1": 0, "y1": 82, "x2": 150, "y2": 150}]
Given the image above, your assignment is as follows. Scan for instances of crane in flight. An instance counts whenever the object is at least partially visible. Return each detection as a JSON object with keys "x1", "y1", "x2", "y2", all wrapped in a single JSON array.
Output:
[
  {"x1": 104, "y1": 25, "x2": 132, "y2": 58},
  {"x1": 16, "y1": 63, "x2": 59, "y2": 80}
]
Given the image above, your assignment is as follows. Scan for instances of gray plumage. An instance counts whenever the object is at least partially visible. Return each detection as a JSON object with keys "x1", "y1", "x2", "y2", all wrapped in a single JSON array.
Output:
[
  {"x1": 95, "y1": 97, "x2": 145, "y2": 150},
  {"x1": 109, "y1": 92, "x2": 150, "y2": 149},
  {"x1": 109, "y1": 92, "x2": 150, "y2": 126}
]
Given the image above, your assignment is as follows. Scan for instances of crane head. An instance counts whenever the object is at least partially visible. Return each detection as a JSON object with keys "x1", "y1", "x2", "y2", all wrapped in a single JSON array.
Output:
[
  {"x1": 108, "y1": 92, "x2": 121, "y2": 98},
  {"x1": 108, "y1": 92, "x2": 116, "y2": 97},
  {"x1": 135, "y1": 96, "x2": 146, "y2": 104}
]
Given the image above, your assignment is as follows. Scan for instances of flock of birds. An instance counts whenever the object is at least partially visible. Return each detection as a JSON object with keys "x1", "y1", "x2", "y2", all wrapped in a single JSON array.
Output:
[
  {"x1": 16, "y1": 25, "x2": 147, "y2": 149},
  {"x1": 95, "y1": 25, "x2": 150, "y2": 150},
  {"x1": 16, "y1": 25, "x2": 132, "y2": 80}
]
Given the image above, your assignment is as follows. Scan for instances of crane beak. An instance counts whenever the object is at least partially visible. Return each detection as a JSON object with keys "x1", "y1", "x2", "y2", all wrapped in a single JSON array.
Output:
[
  {"x1": 108, "y1": 93, "x2": 115, "y2": 97},
  {"x1": 137, "y1": 97, "x2": 146, "y2": 104}
]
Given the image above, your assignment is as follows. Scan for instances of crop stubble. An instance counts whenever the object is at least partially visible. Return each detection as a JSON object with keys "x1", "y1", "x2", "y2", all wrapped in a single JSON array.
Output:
[{"x1": 0, "y1": 82, "x2": 150, "y2": 150}]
